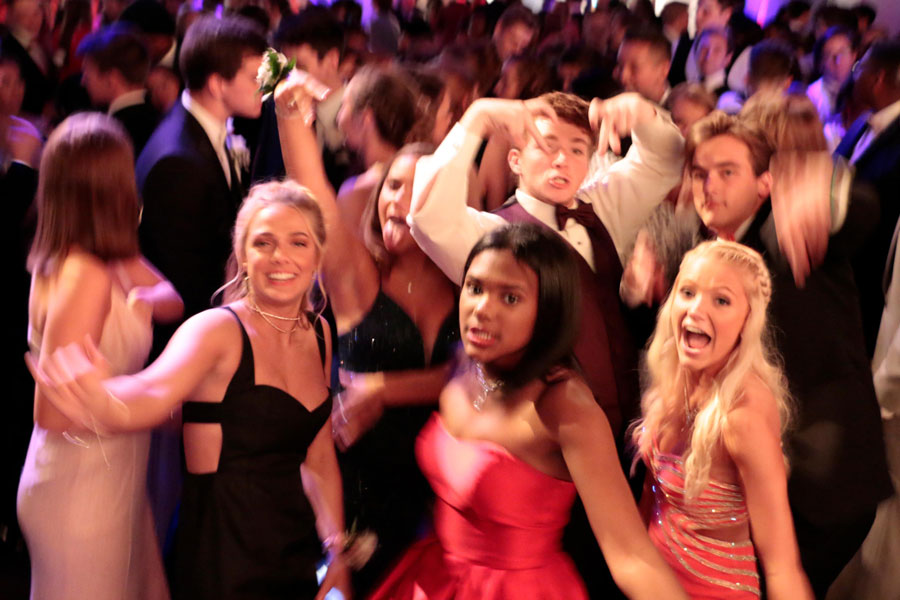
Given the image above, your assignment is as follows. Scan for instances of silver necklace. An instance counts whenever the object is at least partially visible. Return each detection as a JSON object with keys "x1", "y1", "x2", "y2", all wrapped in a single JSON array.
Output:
[
  {"x1": 472, "y1": 361, "x2": 504, "y2": 411},
  {"x1": 246, "y1": 297, "x2": 305, "y2": 334}
]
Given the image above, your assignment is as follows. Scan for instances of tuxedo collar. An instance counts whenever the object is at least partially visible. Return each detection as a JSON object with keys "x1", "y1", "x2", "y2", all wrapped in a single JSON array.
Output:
[
  {"x1": 181, "y1": 90, "x2": 228, "y2": 154},
  {"x1": 515, "y1": 188, "x2": 566, "y2": 232},
  {"x1": 108, "y1": 89, "x2": 147, "y2": 115}
]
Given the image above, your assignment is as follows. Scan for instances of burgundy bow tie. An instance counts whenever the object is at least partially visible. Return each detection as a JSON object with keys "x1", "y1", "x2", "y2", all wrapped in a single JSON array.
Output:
[{"x1": 555, "y1": 201, "x2": 597, "y2": 231}]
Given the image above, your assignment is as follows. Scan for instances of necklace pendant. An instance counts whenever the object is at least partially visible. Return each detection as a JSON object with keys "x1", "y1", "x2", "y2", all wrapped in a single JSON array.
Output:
[{"x1": 472, "y1": 393, "x2": 485, "y2": 412}]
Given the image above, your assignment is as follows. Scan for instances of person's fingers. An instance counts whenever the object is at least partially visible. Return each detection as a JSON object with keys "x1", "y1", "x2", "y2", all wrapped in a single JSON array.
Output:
[
  {"x1": 608, "y1": 126, "x2": 621, "y2": 156},
  {"x1": 29, "y1": 352, "x2": 84, "y2": 422},
  {"x1": 588, "y1": 98, "x2": 603, "y2": 132},
  {"x1": 83, "y1": 334, "x2": 111, "y2": 375},
  {"x1": 524, "y1": 97, "x2": 557, "y2": 122},
  {"x1": 521, "y1": 109, "x2": 552, "y2": 154},
  {"x1": 25, "y1": 352, "x2": 50, "y2": 390},
  {"x1": 597, "y1": 117, "x2": 610, "y2": 156}
]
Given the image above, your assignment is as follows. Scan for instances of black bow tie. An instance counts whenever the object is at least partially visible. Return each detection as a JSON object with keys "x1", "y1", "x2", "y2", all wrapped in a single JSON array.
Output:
[{"x1": 555, "y1": 201, "x2": 597, "y2": 231}]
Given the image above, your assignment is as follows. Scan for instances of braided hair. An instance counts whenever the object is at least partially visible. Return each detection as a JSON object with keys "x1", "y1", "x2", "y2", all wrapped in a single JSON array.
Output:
[{"x1": 633, "y1": 240, "x2": 792, "y2": 499}]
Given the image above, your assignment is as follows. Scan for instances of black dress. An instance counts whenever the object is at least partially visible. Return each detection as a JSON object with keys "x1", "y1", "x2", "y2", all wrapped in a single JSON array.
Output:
[
  {"x1": 337, "y1": 291, "x2": 459, "y2": 593},
  {"x1": 173, "y1": 307, "x2": 332, "y2": 599}
]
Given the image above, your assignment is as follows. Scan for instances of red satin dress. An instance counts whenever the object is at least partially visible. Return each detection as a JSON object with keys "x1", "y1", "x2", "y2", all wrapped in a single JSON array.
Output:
[
  {"x1": 370, "y1": 414, "x2": 588, "y2": 600},
  {"x1": 648, "y1": 445, "x2": 760, "y2": 599}
]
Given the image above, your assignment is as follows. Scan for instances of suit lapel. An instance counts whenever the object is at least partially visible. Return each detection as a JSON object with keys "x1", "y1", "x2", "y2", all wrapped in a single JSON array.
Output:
[
  {"x1": 835, "y1": 114, "x2": 870, "y2": 159},
  {"x1": 178, "y1": 104, "x2": 235, "y2": 201},
  {"x1": 855, "y1": 114, "x2": 900, "y2": 170}
]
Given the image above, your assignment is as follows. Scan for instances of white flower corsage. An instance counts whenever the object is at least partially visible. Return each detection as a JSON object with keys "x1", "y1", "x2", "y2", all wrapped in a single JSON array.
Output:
[
  {"x1": 257, "y1": 48, "x2": 296, "y2": 101},
  {"x1": 226, "y1": 126, "x2": 250, "y2": 172}
]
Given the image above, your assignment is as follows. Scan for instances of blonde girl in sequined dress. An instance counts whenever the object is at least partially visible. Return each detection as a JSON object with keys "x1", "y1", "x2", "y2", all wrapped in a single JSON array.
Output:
[{"x1": 633, "y1": 240, "x2": 813, "y2": 600}]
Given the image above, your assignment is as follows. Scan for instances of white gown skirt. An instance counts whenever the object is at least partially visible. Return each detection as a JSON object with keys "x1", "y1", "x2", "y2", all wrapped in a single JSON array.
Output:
[{"x1": 17, "y1": 426, "x2": 169, "y2": 600}]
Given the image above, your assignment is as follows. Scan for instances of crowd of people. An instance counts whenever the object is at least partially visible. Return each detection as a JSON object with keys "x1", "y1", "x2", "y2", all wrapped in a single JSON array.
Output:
[{"x1": 3, "y1": 0, "x2": 899, "y2": 598}]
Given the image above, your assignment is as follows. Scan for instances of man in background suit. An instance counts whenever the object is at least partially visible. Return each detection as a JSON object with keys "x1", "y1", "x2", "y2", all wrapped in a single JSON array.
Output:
[
  {"x1": 78, "y1": 25, "x2": 159, "y2": 156},
  {"x1": 836, "y1": 40, "x2": 900, "y2": 357},
  {"x1": 134, "y1": 14, "x2": 266, "y2": 551},
  {"x1": 252, "y1": 6, "x2": 350, "y2": 189},
  {"x1": 137, "y1": 14, "x2": 266, "y2": 340},
  {"x1": 690, "y1": 110, "x2": 891, "y2": 598},
  {"x1": 0, "y1": 0, "x2": 54, "y2": 118}
]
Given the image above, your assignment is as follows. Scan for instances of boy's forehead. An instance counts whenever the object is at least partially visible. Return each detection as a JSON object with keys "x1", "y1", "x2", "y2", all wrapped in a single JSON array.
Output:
[
  {"x1": 695, "y1": 134, "x2": 753, "y2": 167},
  {"x1": 534, "y1": 116, "x2": 593, "y2": 145}
]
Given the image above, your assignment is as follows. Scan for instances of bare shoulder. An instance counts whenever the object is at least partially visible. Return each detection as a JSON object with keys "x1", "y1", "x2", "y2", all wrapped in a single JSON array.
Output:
[
  {"x1": 170, "y1": 306, "x2": 243, "y2": 350},
  {"x1": 51, "y1": 251, "x2": 113, "y2": 305},
  {"x1": 723, "y1": 376, "x2": 781, "y2": 455},
  {"x1": 536, "y1": 372, "x2": 608, "y2": 437},
  {"x1": 57, "y1": 250, "x2": 111, "y2": 285}
]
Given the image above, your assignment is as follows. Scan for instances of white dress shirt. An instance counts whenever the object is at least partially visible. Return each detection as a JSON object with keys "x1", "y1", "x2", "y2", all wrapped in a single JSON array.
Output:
[
  {"x1": 181, "y1": 90, "x2": 232, "y2": 186},
  {"x1": 408, "y1": 112, "x2": 685, "y2": 285},
  {"x1": 316, "y1": 84, "x2": 345, "y2": 152},
  {"x1": 108, "y1": 89, "x2": 147, "y2": 116}
]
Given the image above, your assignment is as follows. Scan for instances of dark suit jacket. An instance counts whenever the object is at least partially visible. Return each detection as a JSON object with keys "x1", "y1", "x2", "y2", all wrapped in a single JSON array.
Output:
[
  {"x1": 251, "y1": 98, "x2": 354, "y2": 191},
  {"x1": 0, "y1": 29, "x2": 53, "y2": 116},
  {"x1": 136, "y1": 101, "x2": 242, "y2": 353},
  {"x1": 112, "y1": 97, "x2": 160, "y2": 158},
  {"x1": 836, "y1": 112, "x2": 900, "y2": 356},
  {"x1": 741, "y1": 198, "x2": 892, "y2": 526},
  {"x1": 668, "y1": 32, "x2": 691, "y2": 88}
]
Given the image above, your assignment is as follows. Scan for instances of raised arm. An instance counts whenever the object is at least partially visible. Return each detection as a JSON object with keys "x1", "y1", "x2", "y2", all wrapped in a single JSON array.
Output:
[
  {"x1": 29, "y1": 309, "x2": 236, "y2": 432},
  {"x1": 582, "y1": 93, "x2": 685, "y2": 263},
  {"x1": 408, "y1": 98, "x2": 555, "y2": 284},
  {"x1": 723, "y1": 380, "x2": 814, "y2": 600},
  {"x1": 538, "y1": 379, "x2": 688, "y2": 600},
  {"x1": 274, "y1": 72, "x2": 378, "y2": 325}
]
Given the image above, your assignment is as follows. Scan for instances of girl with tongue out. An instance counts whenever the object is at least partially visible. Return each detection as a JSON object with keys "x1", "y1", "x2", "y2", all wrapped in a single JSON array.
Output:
[{"x1": 632, "y1": 240, "x2": 813, "y2": 600}]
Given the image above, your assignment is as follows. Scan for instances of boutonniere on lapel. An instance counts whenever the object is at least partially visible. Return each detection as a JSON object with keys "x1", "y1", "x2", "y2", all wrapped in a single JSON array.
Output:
[
  {"x1": 226, "y1": 126, "x2": 250, "y2": 172},
  {"x1": 257, "y1": 48, "x2": 296, "y2": 102}
]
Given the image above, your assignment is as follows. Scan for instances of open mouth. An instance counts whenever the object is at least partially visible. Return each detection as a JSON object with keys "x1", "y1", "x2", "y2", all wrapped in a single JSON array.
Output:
[
  {"x1": 682, "y1": 325, "x2": 711, "y2": 349},
  {"x1": 466, "y1": 327, "x2": 496, "y2": 348}
]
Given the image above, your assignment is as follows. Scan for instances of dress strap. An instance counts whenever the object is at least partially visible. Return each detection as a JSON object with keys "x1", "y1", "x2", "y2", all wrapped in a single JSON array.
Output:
[
  {"x1": 183, "y1": 306, "x2": 254, "y2": 424},
  {"x1": 221, "y1": 306, "x2": 256, "y2": 391}
]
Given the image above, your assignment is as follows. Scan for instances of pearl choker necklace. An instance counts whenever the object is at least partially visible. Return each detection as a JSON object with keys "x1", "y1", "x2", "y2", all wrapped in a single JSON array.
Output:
[{"x1": 246, "y1": 297, "x2": 306, "y2": 334}]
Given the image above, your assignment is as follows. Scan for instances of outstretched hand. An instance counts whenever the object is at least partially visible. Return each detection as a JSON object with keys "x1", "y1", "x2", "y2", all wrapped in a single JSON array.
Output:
[
  {"x1": 770, "y1": 151, "x2": 833, "y2": 287},
  {"x1": 25, "y1": 337, "x2": 113, "y2": 431},
  {"x1": 274, "y1": 69, "x2": 332, "y2": 126},
  {"x1": 589, "y1": 92, "x2": 657, "y2": 156},
  {"x1": 462, "y1": 97, "x2": 558, "y2": 153},
  {"x1": 331, "y1": 370, "x2": 386, "y2": 451}
]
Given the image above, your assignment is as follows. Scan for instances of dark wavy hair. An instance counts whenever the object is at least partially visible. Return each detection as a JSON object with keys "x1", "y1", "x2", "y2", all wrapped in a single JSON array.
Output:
[{"x1": 461, "y1": 223, "x2": 580, "y2": 389}]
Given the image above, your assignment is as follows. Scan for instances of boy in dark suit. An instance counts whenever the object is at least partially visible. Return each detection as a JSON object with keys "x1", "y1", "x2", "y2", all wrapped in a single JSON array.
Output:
[
  {"x1": 836, "y1": 40, "x2": 900, "y2": 356},
  {"x1": 78, "y1": 25, "x2": 159, "y2": 156},
  {"x1": 136, "y1": 15, "x2": 267, "y2": 335}
]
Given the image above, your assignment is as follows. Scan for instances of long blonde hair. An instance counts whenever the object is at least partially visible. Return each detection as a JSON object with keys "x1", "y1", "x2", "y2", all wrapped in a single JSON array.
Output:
[
  {"x1": 218, "y1": 180, "x2": 327, "y2": 313},
  {"x1": 633, "y1": 240, "x2": 792, "y2": 499}
]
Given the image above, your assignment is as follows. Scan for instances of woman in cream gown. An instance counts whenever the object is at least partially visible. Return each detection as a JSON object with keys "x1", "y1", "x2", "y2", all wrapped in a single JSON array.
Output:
[{"x1": 16, "y1": 113, "x2": 181, "y2": 599}]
